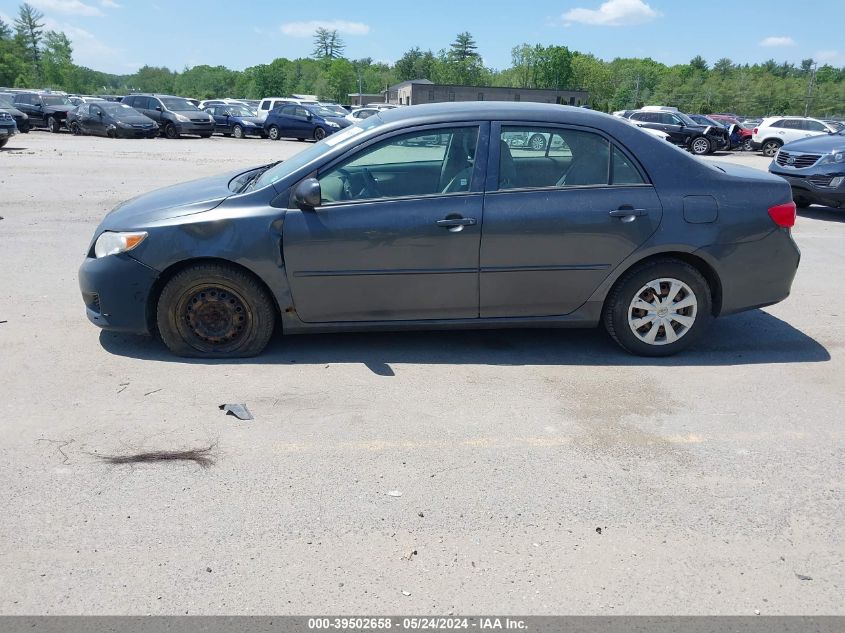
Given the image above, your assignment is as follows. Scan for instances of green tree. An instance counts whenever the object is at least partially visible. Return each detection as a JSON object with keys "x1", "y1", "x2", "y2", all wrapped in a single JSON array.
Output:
[
  {"x1": 312, "y1": 28, "x2": 345, "y2": 60},
  {"x1": 448, "y1": 32, "x2": 479, "y2": 61},
  {"x1": 14, "y1": 3, "x2": 45, "y2": 79},
  {"x1": 395, "y1": 47, "x2": 436, "y2": 81},
  {"x1": 0, "y1": 16, "x2": 13, "y2": 40},
  {"x1": 689, "y1": 55, "x2": 708, "y2": 72},
  {"x1": 41, "y1": 31, "x2": 76, "y2": 90}
]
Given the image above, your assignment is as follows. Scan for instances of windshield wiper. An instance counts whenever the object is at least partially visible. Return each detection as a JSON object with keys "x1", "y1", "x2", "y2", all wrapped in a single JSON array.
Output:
[{"x1": 238, "y1": 161, "x2": 282, "y2": 193}]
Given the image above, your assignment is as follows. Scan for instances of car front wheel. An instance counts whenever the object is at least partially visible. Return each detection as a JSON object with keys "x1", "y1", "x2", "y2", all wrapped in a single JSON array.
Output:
[
  {"x1": 232, "y1": 125, "x2": 244, "y2": 139},
  {"x1": 267, "y1": 125, "x2": 280, "y2": 141},
  {"x1": 313, "y1": 127, "x2": 327, "y2": 141},
  {"x1": 156, "y1": 263, "x2": 276, "y2": 358},
  {"x1": 47, "y1": 116, "x2": 61, "y2": 133},
  {"x1": 69, "y1": 121, "x2": 81, "y2": 135},
  {"x1": 603, "y1": 258, "x2": 713, "y2": 357},
  {"x1": 762, "y1": 140, "x2": 781, "y2": 157},
  {"x1": 690, "y1": 136, "x2": 711, "y2": 155}
]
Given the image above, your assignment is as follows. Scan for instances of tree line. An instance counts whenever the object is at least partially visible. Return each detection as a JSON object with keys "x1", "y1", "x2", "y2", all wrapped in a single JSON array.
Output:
[{"x1": 1, "y1": 2, "x2": 843, "y2": 116}]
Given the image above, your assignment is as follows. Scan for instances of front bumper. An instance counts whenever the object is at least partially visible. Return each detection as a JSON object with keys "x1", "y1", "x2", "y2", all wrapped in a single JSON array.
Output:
[
  {"x1": 79, "y1": 254, "x2": 160, "y2": 334},
  {"x1": 770, "y1": 168, "x2": 845, "y2": 207},
  {"x1": 698, "y1": 229, "x2": 800, "y2": 316},
  {"x1": 115, "y1": 126, "x2": 159, "y2": 139},
  {"x1": 174, "y1": 121, "x2": 215, "y2": 135},
  {"x1": 0, "y1": 126, "x2": 16, "y2": 139}
]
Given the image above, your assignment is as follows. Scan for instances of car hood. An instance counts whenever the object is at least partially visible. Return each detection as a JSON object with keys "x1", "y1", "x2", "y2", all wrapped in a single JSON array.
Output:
[
  {"x1": 43, "y1": 105, "x2": 74, "y2": 114},
  {"x1": 0, "y1": 105, "x2": 25, "y2": 117},
  {"x1": 324, "y1": 116, "x2": 351, "y2": 128},
  {"x1": 782, "y1": 134, "x2": 844, "y2": 153},
  {"x1": 98, "y1": 170, "x2": 243, "y2": 230}
]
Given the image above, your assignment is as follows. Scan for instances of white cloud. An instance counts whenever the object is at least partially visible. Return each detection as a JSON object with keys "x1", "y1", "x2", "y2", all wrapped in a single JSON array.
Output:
[
  {"x1": 562, "y1": 0, "x2": 660, "y2": 26},
  {"x1": 280, "y1": 20, "x2": 370, "y2": 38},
  {"x1": 42, "y1": 16, "x2": 120, "y2": 69},
  {"x1": 29, "y1": 0, "x2": 104, "y2": 16},
  {"x1": 100, "y1": 0, "x2": 121, "y2": 7},
  {"x1": 759, "y1": 36, "x2": 796, "y2": 47}
]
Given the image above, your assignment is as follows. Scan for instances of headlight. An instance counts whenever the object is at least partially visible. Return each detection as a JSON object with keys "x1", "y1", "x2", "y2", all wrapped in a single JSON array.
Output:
[
  {"x1": 326, "y1": 121, "x2": 340, "y2": 128},
  {"x1": 175, "y1": 113, "x2": 189, "y2": 122},
  {"x1": 820, "y1": 150, "x2": 845, "y2": 165},
  {"x1": 93, "y1": 231, "x2": 148, "y2": 258},
  {"x1": 118, "y1": 122, "x2": 132, "y2": 128}
]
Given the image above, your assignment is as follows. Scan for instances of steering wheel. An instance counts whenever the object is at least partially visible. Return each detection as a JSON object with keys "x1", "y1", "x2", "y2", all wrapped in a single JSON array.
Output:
[{"x1": 362, "y1": 167, "x2": 383, "y2": 199}]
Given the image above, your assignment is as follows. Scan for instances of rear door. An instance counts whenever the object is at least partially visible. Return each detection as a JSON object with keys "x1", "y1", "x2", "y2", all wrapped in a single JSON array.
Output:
[
  {"x1": 282, "y1": 123, "x2": 489, "y2": 323},
  {"x1": 480, "y1": 123, "x2": 663, "y2": 318}
]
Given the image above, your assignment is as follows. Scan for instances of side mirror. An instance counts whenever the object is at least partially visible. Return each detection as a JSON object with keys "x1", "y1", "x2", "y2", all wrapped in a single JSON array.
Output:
[
  {"x1": 155, "y1": 105, "x2": 162, "y2": 111},
  {"x1": 306, "y1": 113, "x2": 313, "y2": 121},
  {"x1": 294, "y1": 178, "x2": 322, "y2": 209}
]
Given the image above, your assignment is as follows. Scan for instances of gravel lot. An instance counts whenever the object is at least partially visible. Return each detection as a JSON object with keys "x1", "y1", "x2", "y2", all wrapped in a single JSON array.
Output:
[{"x1": 0, "y1": 131, "x2": 842, "y2": 615}]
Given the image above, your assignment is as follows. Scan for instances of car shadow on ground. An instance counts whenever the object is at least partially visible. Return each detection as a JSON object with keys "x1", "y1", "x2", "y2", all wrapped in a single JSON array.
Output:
[
  {"x1": 99, "y1": 309, "x2": 829, "y2": 374},
  {"x1": 800, "y1": 205, "x2": 844, "y2": 223}
]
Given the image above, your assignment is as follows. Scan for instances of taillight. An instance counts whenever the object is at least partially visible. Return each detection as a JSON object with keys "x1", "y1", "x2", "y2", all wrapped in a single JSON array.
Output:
[
  {"x1": 768, "y1": 201, "x2": 796, "y2": 228},
  {"x1": 753, "y1": 128, "x2": 758, "y2": 135}
]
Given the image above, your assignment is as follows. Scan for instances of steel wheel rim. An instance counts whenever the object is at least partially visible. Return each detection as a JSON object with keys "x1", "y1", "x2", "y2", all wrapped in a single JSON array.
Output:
[
  {"x1": 269, "y1": 126, "x2": 279, "y2": 140},
  {"x1": 176, "y1": 284, "x2": 252, "y2": 352},
  {"x1": 233, "y1": 125, "x2": 243, "y2": 138},
  {"x1": 628, "y1": 277, "x2": 698, "y2": 346},
  {"x1": 692, "y1": 138, "x2": 708, "y2": 154},
  {"x1": 314, "y1": 127, "x2": 326, "y2": 140}
]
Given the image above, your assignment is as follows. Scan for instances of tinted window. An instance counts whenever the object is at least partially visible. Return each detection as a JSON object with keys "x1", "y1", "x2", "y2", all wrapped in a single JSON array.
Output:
[
  {"x1": 260, "y1": 101, "x2": 270, "y2": 111},
  {"x1": 318, "y1": 126, "x2": 479, "y2": 203},
  {"x1": 205, "y1": 106, "x2": 217, "y2": 115},
  {"x1": 280, "y1": 105, "x2": 296, "y2": 116},
  {"x1": 498, "y1": 127, "x2": 609, "y2": 190},
  {"x1": 611, "y1": 146, "x2": 645, "y2": 185},
  {"x1": 77, "y1": 104, "x2": 90, "y2": 116},
  {"x1": 661, "y1": 113, "x2": 679, "y2": 125},
  {"x1": 90, "y1": 105, "x2": 103, "y2": 116},
  {"x1": 295, "y1": 107, "x2": 310, "y2": 118},
  {"x1": 781, "y1": 119, "x2": 803, "y2": 130},
  {"x1": 803, "y1": 119, "x2": 827, "y2": 131},
  {"x1": 769, "y1": 119, "x2": 785, "y2": 128}
]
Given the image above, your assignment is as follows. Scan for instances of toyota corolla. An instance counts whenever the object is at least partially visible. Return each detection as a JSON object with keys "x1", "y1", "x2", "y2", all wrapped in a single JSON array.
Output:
[{"x1": 79, "y1": 102, "x2": 800, "y2": 358}]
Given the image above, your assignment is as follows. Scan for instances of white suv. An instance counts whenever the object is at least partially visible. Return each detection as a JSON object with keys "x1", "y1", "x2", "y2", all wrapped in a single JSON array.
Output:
[
  {"x1": 752, "y1": 116, "x2": 836, "y2": 157},
  {"x1": 255, "y1": 97, "x2": 319, "y2": 122}
]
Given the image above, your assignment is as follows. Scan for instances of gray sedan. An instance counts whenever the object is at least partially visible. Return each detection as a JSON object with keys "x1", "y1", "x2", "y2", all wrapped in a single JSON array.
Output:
[{"x1": 79, "y1": 102, "x2": 800, "y2": 357}]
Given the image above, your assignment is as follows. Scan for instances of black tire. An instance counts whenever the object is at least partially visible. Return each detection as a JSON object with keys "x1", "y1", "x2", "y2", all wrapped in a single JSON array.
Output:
[
  {"x1": 267, "y1": 125, "x2": 281, "y2": 141},
  {"x1": 313, "y1": 127, "x2": 327, "y2": 141},
  {"x1": 297, "y1": 137, "x2": 305, "y2": 142},
  {"x1": 69, "y1": 121, "x2": 81, "y2": 136},
  {"x1": 528, "y1": 133, "x2": 547, "y2": 151},
  {"x1": 48, "y1": 116, "x2": 61, "y2": 133},
  {"x1": 689, "y1": 136, "x2": 711, "y2": 155},
  {"x1": 742, "y1": 138, "x2": 753, "y2": 152},
  {"x1": 232, "y1": 124, "x2": 244, "y2": 139},
  {"x1": 164, "y1": 122, "x2": 180, "y2": 139},
  {"x1": 0, "y1": 138, "x2": 7, "y2": 149},
  {"x1": 761, "y1": 139, "x2": 781, "y2": 157},
  {"x1": 199, "y1": 133, "x2": 212, "y2": 138},
  {"x1": 603, "y1": 258, "x2": 713, "y2": 357},
  {"x1": 793, "y1": 193, "x2": 812, "y2": 208},
  {"x1": 156, "y1": 263, "x2": 276, "y2": 358}
]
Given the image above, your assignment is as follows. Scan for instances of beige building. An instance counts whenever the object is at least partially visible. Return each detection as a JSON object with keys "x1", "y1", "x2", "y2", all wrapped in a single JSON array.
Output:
[{"x1": 385, "y1": 79, "x2": 589, "y2": 107}]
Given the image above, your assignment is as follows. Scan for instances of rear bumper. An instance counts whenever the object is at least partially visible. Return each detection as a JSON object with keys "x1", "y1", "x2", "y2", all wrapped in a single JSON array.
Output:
[
  {"x1": 78, "y1": 254, "x2": 159, "y2": 334},
  {"x1": 698, "y1": 229, "x2": 800, "y2": 316}
]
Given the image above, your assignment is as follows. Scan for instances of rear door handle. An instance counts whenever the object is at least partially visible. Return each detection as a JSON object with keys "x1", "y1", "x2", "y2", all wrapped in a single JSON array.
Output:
[{"x1": 609, "y1": 208, "x2": 647, "y2": 218}]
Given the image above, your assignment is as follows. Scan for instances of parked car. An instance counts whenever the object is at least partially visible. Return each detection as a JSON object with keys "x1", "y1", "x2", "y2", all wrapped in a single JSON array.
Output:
[
  {"x1": 751, "y1": 116, "x2": 837, "y2": 157},
  {"x1": 627, "y1": 109, "x2": 728, "y2": 154},
  {"x1": 12, "y1": 91, "x2": 74, "y2": 132},
  {"x1": 0, "y1": 95, "x2": 30, "y2": 132},
  {"x1": 318, "y1": 103, "x2": 348, "y2": 116},
  {"x1": 199, "y1": 98, "x2": 251, "y2": 110},
  {"x1": 0, "y1": 110, "x2": 17, "y2": 148},
  {"x1": 346, "y1": 107, "x2": 381, "y2": 123},
  {"x1": 366, "y1": 103, "x2": 398, "y2": 109},
  {"x1": 264, "y1": 103, "x2": 351, "y2": 141},
  {"x1": 204, "y1": 104, "x2": 264, "y2": 138},
  {"x1": 67, "y1": 102, "x2": 158, "y2": 138},
  {"x1": 68, "y1": 95, "x2": 107, "y2": 106},
  {"x1": 768, "y1": 130, "x2": 845, "y2": 208},
  {"x1": 79, "y1": 102, "x2": 799, "y2": 359},
  {"x1": 121, "y1": 94, "x2": 215, "y2": 139},
  {"x1": 256, "y1": 97, "x2": 320, "y2": 122}
]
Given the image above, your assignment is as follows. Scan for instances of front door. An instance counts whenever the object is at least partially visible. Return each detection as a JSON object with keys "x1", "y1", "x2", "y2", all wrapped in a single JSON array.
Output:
[
  {"x1": 87, "y1": 104, "x2": 107, "y2": 136},
  {"x1": 283, "y1": 124, "x2": 488, "y2": 323},
  {"x1": 480, "y1": 124, "x2": 662, "y2": 317}
]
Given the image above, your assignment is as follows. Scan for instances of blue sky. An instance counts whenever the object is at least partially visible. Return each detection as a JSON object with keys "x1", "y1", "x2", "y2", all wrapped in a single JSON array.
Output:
[{"x1": 1, "y1": 0, "x2": 843, "y2": 75}]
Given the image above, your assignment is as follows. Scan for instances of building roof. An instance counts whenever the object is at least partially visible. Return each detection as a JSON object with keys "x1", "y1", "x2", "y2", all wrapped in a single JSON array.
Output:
[{"x1": 387, "y1": 78, "x2": 434, "y2": 90}]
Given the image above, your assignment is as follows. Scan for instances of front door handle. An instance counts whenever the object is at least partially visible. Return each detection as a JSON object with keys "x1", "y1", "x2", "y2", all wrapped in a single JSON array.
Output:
[{"x1": 437, "y1": 217, "x2": 477, "y2": 233}]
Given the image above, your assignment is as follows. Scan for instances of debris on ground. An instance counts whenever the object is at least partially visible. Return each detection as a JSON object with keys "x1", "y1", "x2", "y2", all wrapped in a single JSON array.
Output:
[
  {"x1": 117, "y1": 382, "x2": 129, "y2": 394},
  {"x1": 219, "y1": 403, "x2": 254, "y2": 420},
  {"x1": 401, "y1": 590, "x2": 411, "y2": 596},
  {"x1": 795, "y1": 573, "x2": 813, "y2": 581},
  {"x1": 401, "y1": 549, "x2": 418, "y2": 561},
  {"x1": 92, "y1": 443, "x2": 217, "y2": 468},
  {"x1": 418, "y1": 511, "x2": 424, "y2": 518},
  {"x1": 387, "y1": 490, "x2": 402, "y2": 497},
  {"x1": 143, "y1": 388, "x2": 163, "y2": 396},
  {"x1": 36, "y1": 438, "x2": 74, "y2": 464},
  {"x1": 595, "y1": 527, "x2": 602, "y2": 535}
]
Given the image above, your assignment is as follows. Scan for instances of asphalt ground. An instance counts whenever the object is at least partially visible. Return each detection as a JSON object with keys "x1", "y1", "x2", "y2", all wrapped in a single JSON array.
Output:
[{"x1": 0, "y1": 131, "x2": 842, "y2": 614}]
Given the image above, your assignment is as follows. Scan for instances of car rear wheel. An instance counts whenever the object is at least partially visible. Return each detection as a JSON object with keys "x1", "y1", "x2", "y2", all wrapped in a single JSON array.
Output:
[
  {"x1": 742, "y1": 138, "x2": 753, "y2": 151},
  {"x1": 267, "y1": 125, "x2": 281, "y2": 141},
  {"x1": 164, "y1": 123, "x2": 180, "y2": 139},
  {"x1": 603, "y1": 258, "x2": 713, "y2": 357},
  {"x1": 0, "y1": 138, "x2": 7, "y2": 149},
  {"x1": 69, "y1": 121, "x2": 81, "y2": 135},
  {"x1": 690, "y1": 136, "x2": 711, "y2": 155},
  {"x1": 793, "y1": 193, "x2": 812, "y2": 208},
  {"x1": 762, "y1": 140, "x2": 781, "y2": 157},
  {"x1": 528, "y1": 133, "x2": 547, "y2": 151},
  {"x1": 313, "y1": 127, "x2": 327, "y2": 141},
  {"x1": 232, "y1": 125, "x2": 244, "y2": 139},
  {"x1": 47, "y1": 116, "x2": 61, "y2": 133},
  {"x1": 156, "y1": 263, "x2": 276, "y2": 358}
]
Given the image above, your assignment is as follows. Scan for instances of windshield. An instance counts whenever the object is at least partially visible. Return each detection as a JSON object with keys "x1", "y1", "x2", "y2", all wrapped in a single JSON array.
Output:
[
  {"x1": 251, "y1": 114, "x2": 383, "y2": 191},
  {"x1": 42, "y1": 95, "x2": 71, "y2": 106},
  {"x1": 161, "y1": 97, "x2": 200, "y2": 112},
  {"x1": 308, "y1": 106, "x2": 342, "y2": 118},
  {"x1": 225, "y1": 105, "x2": 256, "y2": 117},
  {"x1": 101, "y1": 102, "x2": 134, "y2": 114},
  {"x1": 0, "y1": 96, "x2": 13, "y2": 108},
  {"x1": 676, "y1": 112, "x2": 699, "y2": 126},
  {"x1": 321, "y1": 105, "x2": 347, "y2": 115}
]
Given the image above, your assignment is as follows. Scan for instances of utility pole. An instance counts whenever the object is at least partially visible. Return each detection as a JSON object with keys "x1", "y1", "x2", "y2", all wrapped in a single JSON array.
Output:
[
  {"x1": 803, "y1": 63, "x2": 817, "y2": 117},
  {"x1": 633, "y1": 75, "x2": 641, "y2": 108}
]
